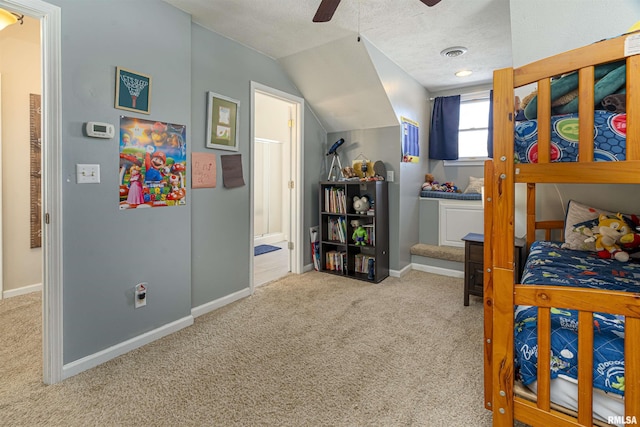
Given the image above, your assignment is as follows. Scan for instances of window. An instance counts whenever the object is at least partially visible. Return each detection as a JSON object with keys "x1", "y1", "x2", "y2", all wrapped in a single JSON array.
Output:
[{"x1": 458, "y1": 98, "x2": 490, "y2": 159}]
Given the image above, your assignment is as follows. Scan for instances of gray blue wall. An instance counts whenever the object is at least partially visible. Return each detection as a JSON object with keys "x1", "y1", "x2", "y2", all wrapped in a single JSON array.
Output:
[
  {"x1": 46, "y1": 0, "x2": 325, "y2": 364},
  {"x1": 54, "y1": 0, "x2": 192, "y2": 364},
  {"x1": 190, "y1": 24, "x2": 325, "y2": 307}
]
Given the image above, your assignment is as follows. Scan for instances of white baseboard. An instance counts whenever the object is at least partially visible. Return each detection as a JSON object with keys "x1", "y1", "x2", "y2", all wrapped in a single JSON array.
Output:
[
  {"x1": 411, "y1": 263, "x2": 464, "y2": 278},
  {"x1": 191, "y1": 287, "x2": 251, "y2": 318},
  {"x1": 2, "y1": 283, "x2": 43, "y2": 299},
  {"x1": 62, "y1": 315, "x2": 194, "y2": 380},
  {"x1": 389, "y1": 264, "x2": 412, "y2": 278},
  {"x1": 303, "y1": 263, "x2": 315, "y2": 273}
]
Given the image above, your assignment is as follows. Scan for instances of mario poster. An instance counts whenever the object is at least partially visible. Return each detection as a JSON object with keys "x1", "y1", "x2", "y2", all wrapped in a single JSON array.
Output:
[{"x1": 119, "y1": 116, "x2": 187, "y2": 209}]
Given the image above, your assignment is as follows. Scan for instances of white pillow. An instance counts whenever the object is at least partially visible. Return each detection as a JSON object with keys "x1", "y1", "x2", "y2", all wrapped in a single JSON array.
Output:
[
  {"x1": 463, "y1": 176, "x2": 484, "y2": 194},
  {"x1": 562, "y1": 200, "x2": 616, "y2": 251}
]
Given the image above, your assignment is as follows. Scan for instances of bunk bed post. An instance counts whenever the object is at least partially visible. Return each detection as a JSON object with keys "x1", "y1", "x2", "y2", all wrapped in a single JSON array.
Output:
[
  {"x1": 483, "y1": 159, "x2": 495, "y2": 411},
  {"x1": 627, "y1": 55, "x2": 640, "y2": 160},
  {"x1": 526, "y1": 184, "x2": 535, "y2": 249},
  {"x1": 490, "y1": 67, "x2": 516, "y2": 427},
  {"x1": 626, "y1": 318, "x2": 640, "y2": 419}
]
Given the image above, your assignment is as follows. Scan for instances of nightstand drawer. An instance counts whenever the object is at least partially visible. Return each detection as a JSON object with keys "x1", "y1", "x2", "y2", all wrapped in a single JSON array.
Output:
[
  {"x1": 462, "y1": 233, "x2": 527, "y2": 306},
  {"x1": 468, "y1": 243, "x2": 483, "y2": 263},
  {"x1": 468, "y1": 262, "x2": 484, "y2": 294}
]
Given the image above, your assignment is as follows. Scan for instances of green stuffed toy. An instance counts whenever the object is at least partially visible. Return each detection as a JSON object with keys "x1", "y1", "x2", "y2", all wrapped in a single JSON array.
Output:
[{"x1": 351, "y1": 220, "x2": 368, "y2": 246}]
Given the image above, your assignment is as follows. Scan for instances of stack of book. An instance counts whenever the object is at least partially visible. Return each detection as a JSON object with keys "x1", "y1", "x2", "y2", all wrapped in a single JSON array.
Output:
[
  {"x1": 324, "y1": 187, "x2": 346, "y2": 213},
  {"x1": 325, "y1": 250, "x2": 347, "y2": 273},
  {"x1": 327, "y1": 217, "x2": 347, "y2": 243},
  {"x1": 354, "y1": 253, "x2": 375, "y2": 274},
  {"x1": 362, "y1": 224, "x2": 375, "y2": 246}
]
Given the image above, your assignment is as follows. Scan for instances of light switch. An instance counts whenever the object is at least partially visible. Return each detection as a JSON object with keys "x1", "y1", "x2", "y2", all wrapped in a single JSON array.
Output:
[
  {"x1": 76, "y1": 164, "x2": 100, "y2": 184},
  {"x1": 386, "y1": 171, "x2": 394, "y2": 182}
]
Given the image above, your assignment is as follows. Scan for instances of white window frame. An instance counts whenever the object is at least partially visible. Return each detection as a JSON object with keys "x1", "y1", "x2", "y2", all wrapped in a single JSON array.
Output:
[{"x1": 444, "y1": 92, "x2": 491, "y2": 167}]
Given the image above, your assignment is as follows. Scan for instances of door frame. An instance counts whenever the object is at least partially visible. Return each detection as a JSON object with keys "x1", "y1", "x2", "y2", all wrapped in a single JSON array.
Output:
[
  {"x1": 249, "y1": 82, "x2": 304, "y2": 292},
  {"x1": 0, "y1": 74, "x2": 3, "y2": 299},
  {"x1": 1, "y1": 0, "x2": 63, "y2": 384}
]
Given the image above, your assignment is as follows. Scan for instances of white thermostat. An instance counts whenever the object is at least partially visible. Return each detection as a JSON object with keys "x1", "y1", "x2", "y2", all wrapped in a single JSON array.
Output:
[{"x1": 85, "y1": 122, "x2": 115, "y2": 139}]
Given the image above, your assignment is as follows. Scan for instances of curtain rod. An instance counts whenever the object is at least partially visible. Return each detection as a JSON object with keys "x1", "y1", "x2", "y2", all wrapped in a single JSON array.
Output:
[
  {"x1": 430, "y1": 89, "x2": 490, "y2": 102},
  {"x1": 429, "y1": 96, "x2": 489, "y2": 102}
]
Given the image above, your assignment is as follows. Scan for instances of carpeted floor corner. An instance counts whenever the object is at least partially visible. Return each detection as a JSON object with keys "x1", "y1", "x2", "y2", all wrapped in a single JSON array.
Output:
[{"x1": 0, "y1": 270, "x2": 501, "y2": 426}]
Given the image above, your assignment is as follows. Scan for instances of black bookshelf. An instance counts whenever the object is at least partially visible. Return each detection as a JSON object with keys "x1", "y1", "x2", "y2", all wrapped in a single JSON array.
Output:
[{"x1": 318, "y1": 181, "x2": 389, "y2": 283}]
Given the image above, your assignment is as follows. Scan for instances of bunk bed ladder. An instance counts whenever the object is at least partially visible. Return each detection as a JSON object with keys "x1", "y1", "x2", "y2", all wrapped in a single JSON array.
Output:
[
  {"x1": 483, "y1": 159, "x2": 495, "y2": 413},
  {"x1": 488, "y1": 66, "x2": 517, "y2": 427}
]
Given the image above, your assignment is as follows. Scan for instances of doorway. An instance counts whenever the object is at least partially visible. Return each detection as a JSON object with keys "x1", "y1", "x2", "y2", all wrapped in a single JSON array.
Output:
[
  {"x1": 0, "y1": 0, "x2": 63, "y2": 384},
  {"x1": 250, "y1": 82, "x2": 304, "y2": 290}
]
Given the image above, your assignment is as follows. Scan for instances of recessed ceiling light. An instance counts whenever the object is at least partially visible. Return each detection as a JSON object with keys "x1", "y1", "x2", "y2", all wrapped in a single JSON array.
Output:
[
  {"x1": 440, "y1": 46, "x2": 468, "y2": 58},
  {"x1": 455, "y1": 70, "x2": 473, "y2": 77}
]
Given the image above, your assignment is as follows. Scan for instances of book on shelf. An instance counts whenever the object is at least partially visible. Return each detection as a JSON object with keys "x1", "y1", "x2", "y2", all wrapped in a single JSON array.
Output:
[
  {"x1": 354, "y1": 253, "x2": 375, "y2": 274},
  {"x1": 324, "y1": 187, "x2": 346, "y2": 214},
  {"x1": 325, "y1": 250, "x2": 347, "y2": 273},
  {"x1": 362, "y1": 224, "x2": 375, "y2": 246},
  {"x1": 327, "y1": 217, "x2": 347, "y2": 243}
]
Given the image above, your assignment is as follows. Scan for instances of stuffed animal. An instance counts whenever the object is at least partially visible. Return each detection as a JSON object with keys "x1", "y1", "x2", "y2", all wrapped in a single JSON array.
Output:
[
  {"x1": 351, "y1": 220, "x2": 368, "y2": 246},
  {"x1": 353, "y1": 196, "x2": 370, "y2": 214},
  {"x1": 602, "y1": 94, "x2": 626, "y2": 113},
  {"x1": 619, "y1": 214, "x2": 640, "y2": 255},
  {"x1": 421, "y1": 174, "x2": 460, "y2": 193},
  {"x1": 584, "y1": 213, "x2": 632, "y2": 262}
]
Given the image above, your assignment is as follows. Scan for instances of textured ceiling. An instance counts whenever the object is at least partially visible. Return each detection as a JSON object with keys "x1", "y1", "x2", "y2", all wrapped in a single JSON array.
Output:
[{"x1": 164, "y1": 0, "x2": 513, "y2": 93}]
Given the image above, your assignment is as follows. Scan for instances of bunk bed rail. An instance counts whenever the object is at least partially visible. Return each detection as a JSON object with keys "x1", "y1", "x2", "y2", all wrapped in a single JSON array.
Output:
[
  {"x1": 487, "y1": 31, "x2": 640, "y2": 427},
  {"x1": 513, "y1": 40, "x2": 640, "y2": 182},
  {"x1": 513, "y1": 287, "x2": 640, "y2": 426}
]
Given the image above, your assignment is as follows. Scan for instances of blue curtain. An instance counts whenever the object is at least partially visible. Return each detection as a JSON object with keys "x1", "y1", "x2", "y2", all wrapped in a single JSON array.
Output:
[
  {"x1": 428, "y1": 95, "x2": 460, "y2": 160},
  {"x1": 487, "y1": 90, "x2": 494, "y2": 158}
]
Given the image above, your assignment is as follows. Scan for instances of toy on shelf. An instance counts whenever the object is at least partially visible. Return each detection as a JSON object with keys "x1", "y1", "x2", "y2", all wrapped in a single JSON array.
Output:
[
  {"x1": 352, "y1": 195, "x2": 370, "y2": 214},
  {"x1": 351, "y1": 219, "x2": 368, "y2": 246}
]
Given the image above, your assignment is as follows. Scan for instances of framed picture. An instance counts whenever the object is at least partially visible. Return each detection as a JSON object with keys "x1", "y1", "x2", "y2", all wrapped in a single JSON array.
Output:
[
  {"x1": 206, "y1": 91, "x2": 239, "y2": 151},
  {"x1": 115, "y1": 67, "x2": 152, "y2": 114}
]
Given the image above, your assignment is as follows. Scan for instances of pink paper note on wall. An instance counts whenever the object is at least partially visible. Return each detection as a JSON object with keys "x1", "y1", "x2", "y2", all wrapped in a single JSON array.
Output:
[{"x1": 192, "y1": 152, "x2": 216, "y2": 188}]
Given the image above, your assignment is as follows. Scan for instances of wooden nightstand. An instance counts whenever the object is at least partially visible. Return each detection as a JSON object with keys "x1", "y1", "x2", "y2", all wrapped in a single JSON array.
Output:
[{"x1": 462, "y1": 233, "x2": 526, "y2": 306}]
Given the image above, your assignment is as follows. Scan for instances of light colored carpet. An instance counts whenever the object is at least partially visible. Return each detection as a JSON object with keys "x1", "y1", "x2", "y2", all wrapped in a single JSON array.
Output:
[{"x1": 0, "y1": 270, "x2": 500, "y2": 426}]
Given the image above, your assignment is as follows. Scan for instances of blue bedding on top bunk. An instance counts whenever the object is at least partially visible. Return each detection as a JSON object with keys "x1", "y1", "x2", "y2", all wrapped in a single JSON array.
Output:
[
  {"x1": 515, "y1": 241, "x2": 640, "y2": 396},
  {"x1": 514, "y1": 111, "x2": 627, "y2": 163}
]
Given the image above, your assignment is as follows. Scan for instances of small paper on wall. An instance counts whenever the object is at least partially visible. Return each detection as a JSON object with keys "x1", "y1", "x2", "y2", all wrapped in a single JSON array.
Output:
[
  {"x1": 221, "y1": 154, "x2": 245, "y2": 188},
  {"x1": 192, "y1": 152, "x2": 217, "y2": 188}
]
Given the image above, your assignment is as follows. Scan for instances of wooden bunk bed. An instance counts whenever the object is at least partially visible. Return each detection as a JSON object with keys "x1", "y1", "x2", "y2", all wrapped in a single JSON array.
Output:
[{"x1": 484, "y1": 32, "x2": 640, "y2": 427}]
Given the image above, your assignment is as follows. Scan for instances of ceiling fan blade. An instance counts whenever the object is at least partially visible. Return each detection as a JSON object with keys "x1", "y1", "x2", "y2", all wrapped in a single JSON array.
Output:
[
  {"x1": 313, "y1": 0, "x2": 341, "y2": 22},
  {"x1": 419, "y1": 0, "x2": 442, "y2": 6}
]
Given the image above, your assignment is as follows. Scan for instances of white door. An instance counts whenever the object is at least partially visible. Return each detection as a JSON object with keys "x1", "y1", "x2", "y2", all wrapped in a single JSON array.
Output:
[{"x1": 250, "y1": 82, "x2": 304, "y2": 290}]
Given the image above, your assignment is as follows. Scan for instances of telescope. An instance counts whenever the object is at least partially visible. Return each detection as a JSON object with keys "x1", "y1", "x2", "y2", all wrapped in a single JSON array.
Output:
[
  {"x1": 326, "y1": 138, "x2": 345, "y2": 156},
  {"x1": 326, "y1": 138, "x2": 345, "y2": 181}
]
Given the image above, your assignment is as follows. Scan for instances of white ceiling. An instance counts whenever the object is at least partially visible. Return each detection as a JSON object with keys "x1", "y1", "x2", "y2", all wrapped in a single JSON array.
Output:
[{"x1": 164, "y1": 0, "x2": 513, "y2": 93}]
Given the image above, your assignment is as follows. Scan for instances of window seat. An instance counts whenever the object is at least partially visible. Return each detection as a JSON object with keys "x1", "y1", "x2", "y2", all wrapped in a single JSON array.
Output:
[
  {"x1": 410, "y1": 243, "x2": 464, "y2": 263},
  {"x1": 420, "y1": 190, "x2": 481, "y2": 201}
]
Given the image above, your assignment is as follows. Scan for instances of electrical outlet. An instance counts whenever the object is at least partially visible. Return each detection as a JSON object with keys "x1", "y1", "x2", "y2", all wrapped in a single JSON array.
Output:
[{"x1": 135, "y1": 283, "x2": 147, "y2": 308}]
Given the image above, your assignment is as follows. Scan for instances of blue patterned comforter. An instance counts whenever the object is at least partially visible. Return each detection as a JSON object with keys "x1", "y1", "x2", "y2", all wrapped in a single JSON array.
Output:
[
  {"x1": 515, "y1": 111, "x2": 627, "y2": 163},
  {"x1": 515, "y1": 241, "x2": 640, "y2": 396}
]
